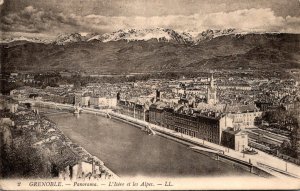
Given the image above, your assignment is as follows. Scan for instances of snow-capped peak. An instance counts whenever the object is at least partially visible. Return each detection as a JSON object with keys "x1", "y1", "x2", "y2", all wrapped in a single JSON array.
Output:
[
  {"x1": 88, "y1": 28, "x2": 193, "y2": 44},
  {"x1": 0, "y1": 36, "x2": 51, "y2": 44},
  {"x1": 2, "y1": 28, "x2": 284, "y2": 46},
  {"x1": 53, "y1": 33, "x2": 84, "y2": 45},
  {"x1": 195, "y1": 28, "x2": 237, "y2": 42}
]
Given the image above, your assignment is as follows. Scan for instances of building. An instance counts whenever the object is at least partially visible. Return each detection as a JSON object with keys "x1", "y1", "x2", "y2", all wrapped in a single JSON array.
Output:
[
  {"x1": 135, "y1": 103, "x2": 149, "y2": 121},
  {"x1": 90, "y1": 96, "x2": 101, "y2": 106},
  {"x1": 207, "y1": 74, "x2": 217, "y2": 105},
  {"x1": 221, "y1": 127, "x2": 249, "y2": 151},
  {"x1": 185, "y1": 88, "x2": 206, "y2": 97},
  {"x1": 117, "y1": 100, "x2": 149, "y2": 121},
  {"x1": 196, "y1": 102, "x2": 262, "y2": 129},
  {"x1": 42, "y1": 93, "x2": 75, "y2": 104},
  {"x1": 149, "y1": 104, "x2": 233, "y2": 145},
  {"x1": 0, "y1": 97, "x2": 19, "y2": 113},
  {"x1": 171, "y1": 88, "x2": 185, "y2": 94},
  {"x1": 104, "y1": 97, "x2": 117, "y2": 108},
  {"x1": 59, "y1": 84, "x2": 74, "y2": 88},
  {"x1": 7, "y1": 103, "x2": 18, "y2": 113},
  {"x1": 81, "y1": 96, "x2": 90, "y2": 106},
  {"x1": 74, "y1": 92, "x2": 83, "y2": 105},
  {"x1": 0, "y1": 118, "x2": 14, "y2": 126},
  {"x1": 225, "y1": 104, "x2": 262, "y2": 129},
  {"x1": 218, "y1": 84, "x2": 252, "y2": 91},
  {"x1": 281, "y1": 95, "x2": 300, "y2": 116},
  {"x1": 63, "y1": 158, "x2": 104, "y2": 180},
  {"x1": 10, "y1": 73, "x2": 18, "y2": 78},
  {"x1": 149, "y1": 101, "x2": 167, "y2": 125},
  {"x1": 117, "y1": 100, "x2": 134, "y2": 118},
  {"x1": 59, "y1": 71, "x2": 72, "y2": 78},
  {"x1": 255, "y1": 101, "x2": 280, "y2": 111}
]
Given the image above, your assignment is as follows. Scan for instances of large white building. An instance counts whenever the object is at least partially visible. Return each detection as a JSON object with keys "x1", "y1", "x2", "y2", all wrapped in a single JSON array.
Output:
[
  {"x1": 225, "y1": 104, "x2": 262, "y2": 129},
  {"x1": 81, "y1": 96, "x2": 90, "y2": 106},
  {"x1": 196, "y1": 102, "x2": 262, "y2": 129},
  {"x1": 90, "y1": 96, "x2": 117, "y2": 108}
]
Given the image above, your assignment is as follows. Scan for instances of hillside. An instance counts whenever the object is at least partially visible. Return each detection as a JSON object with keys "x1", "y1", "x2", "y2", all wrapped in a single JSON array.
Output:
[{"x1": 0, "y1": 33, "x2": 299, "y2": 74}]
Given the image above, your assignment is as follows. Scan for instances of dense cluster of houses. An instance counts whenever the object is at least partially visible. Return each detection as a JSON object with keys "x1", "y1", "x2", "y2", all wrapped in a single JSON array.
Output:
[
  {"x1": 0, "y1": 96, "x2": 114, "y2": 179},
  {"x1": 116, "y1": 77, "x2": 252, "y2": 151},
  {"x1": 7, "y1": 72, "x2": 299, "y2": 154}
]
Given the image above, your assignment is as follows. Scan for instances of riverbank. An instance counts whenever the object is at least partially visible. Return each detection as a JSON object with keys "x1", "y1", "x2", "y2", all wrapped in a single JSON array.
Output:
[
  {"x1": 25, "y1": 100, "x2": 300, "y2": 178},
  {"x1": 46, "y1": 110, "x2": 254, "y2": 177},
  {"x1": 108, "y1": 111, "x2": 300, "y2": 179},
  {"x1": 49, "y1": 122, "x2": 119, "y2": 179},
  {"x1": 5, "y1": 101, "x2": 118, "y2": 180}
]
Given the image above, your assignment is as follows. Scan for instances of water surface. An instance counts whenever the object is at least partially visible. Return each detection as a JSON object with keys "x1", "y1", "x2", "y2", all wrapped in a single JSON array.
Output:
[{"x1": 47, "y1": 111, "x2": 253, "y2": 177}]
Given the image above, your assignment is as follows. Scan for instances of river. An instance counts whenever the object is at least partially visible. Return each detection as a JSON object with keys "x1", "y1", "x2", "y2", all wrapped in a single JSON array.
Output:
[{"x1": 44, "y1": 110, "x2": 253, "y2": 177}]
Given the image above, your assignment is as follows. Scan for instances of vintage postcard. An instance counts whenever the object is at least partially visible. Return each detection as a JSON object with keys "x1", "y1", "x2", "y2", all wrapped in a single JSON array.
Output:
[{"x1": 0, "y1": 0, "x2": 300, "y2": 190}]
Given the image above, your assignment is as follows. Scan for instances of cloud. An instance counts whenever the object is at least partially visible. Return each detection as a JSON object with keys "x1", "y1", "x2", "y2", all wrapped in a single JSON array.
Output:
[
  {"x1": 201, "y1": 8, "x2": 284, "y2": 31},
  {"x1": 284, "y1": 16, "x2": 300, "y2": 33},
  {"x1": 0, "y1": 6, "x2": 85, "y2": 33},
  {"x1": 1, "y1": 6, "x2": 299, "y2": 38}
]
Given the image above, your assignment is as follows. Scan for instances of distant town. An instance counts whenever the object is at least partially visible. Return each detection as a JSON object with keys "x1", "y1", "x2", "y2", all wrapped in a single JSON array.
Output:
[{"x1": 1, "y1": 69, "x2": 300, "y2": 179}]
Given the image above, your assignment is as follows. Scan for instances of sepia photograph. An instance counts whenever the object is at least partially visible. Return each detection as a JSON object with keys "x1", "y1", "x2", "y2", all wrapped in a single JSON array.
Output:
[{"x1": 0, "y1": 0, "x2": 300, "y2": 190}]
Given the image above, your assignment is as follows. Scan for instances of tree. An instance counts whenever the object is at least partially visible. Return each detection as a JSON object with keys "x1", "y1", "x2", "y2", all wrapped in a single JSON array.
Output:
[
  {"x1": 254, "y1": 116, "x2": 263, "y2": 126},
  {"x1": 261, "y1": 110, "x2": 298, "y2": 132},
  {"x1": 279, "y1": 140, "x2": 295, "y2": 157},
  {"x1": 291, "y1": 115, "x2": 300, "y2": 159},
  {"x1": 1, "y1": 128, "x2": 51, "y2": 178}
]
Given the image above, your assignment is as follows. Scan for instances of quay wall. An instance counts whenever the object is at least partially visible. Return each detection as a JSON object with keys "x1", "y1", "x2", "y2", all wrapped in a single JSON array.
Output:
[
  {"x1": 29, "y1": 102, "x2": 279, "y2": 178},
  {"x1": 109, "y1": 112, "x2": 273, "y2": 178},
  {"x1": 31, "y1": 103, "x2": 119, "y2": 179},
  {"x1": 218, "y1": 154, "x2": 272, "y2": 178}
]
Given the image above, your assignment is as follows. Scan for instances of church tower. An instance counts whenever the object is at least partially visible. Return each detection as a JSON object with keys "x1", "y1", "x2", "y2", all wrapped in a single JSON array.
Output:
[{"x1": 207, "y1": 73, "x2": 217, "y2": 105}]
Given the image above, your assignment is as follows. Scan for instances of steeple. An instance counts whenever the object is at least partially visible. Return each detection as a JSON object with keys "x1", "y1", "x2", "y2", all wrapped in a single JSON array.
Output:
[
  {"x1": 210, "y1": 73, "x2": 215, "y2": 88},
  {"x1": 207, "y1": 73, "x2": 217, "y2": 105}
]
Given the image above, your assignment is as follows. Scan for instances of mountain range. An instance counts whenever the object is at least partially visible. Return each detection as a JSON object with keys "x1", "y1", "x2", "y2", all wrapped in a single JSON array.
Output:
[
  {"x1": 0, "y1": 28, "x2": 239, "y2": 45},
  {"x1": 1, "y1": 28, "x2": 299, "y2": 74}
]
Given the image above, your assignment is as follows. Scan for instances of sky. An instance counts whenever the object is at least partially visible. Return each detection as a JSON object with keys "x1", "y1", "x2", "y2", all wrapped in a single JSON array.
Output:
[{"x1": 0, "y1": 0, "x2": 299, "y2": 39}]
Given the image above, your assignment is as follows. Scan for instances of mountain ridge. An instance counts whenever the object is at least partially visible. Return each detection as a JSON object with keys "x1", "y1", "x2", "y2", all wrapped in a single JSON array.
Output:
[
  {"x1": 1, "y1": 28, "x2": 294, "y2": 45},
  {"x1": 1, "y1": 32, "x2": 299, "y2": 74}
]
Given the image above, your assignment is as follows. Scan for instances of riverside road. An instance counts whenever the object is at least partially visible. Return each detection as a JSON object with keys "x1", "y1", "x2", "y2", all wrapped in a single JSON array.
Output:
[{"x1": 46, "y1": 111, "x2": 253, "y2": 177}]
